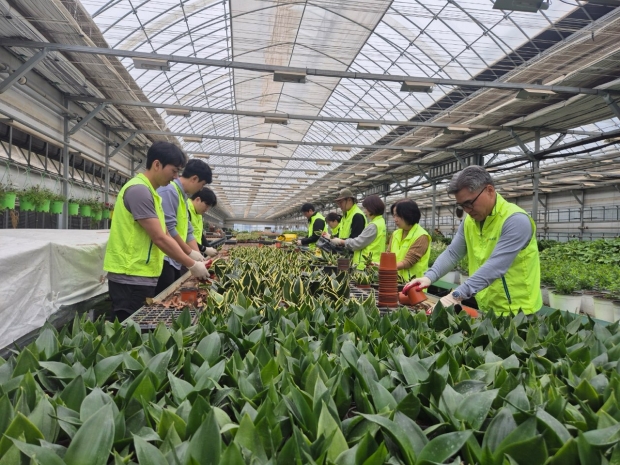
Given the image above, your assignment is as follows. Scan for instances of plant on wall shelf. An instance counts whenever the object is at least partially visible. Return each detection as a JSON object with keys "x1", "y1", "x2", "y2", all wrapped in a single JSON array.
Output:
[
  {"x1": 19, "y1": 186, "x2": 55, "y2": 212},
  {"x1": 0, "y1": 182, "x2": 17, "y2": 210}
]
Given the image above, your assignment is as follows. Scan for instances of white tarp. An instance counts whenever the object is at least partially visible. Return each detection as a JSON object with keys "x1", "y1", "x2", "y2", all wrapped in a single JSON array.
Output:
[{"x1": 0, "y1": 229, "x2": 109, "y2": 349}]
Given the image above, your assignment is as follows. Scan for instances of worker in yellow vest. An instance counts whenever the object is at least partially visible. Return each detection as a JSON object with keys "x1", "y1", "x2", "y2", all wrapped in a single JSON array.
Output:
[
  {"x1": 296, "y1": 203, "x2": 326, "y2": 249},
  {"x1": 155, "y1": 159, "x2": 216, "y2": 294},
  {"x1": 324, "y1": 212, "x2": 342, "y2": 238},
  {"x1": 188, "y1": 187, "x2": 218, "y2": 251},
  {"x1": 389, "y1": 199, "x2": 431, "y2": 281},
  {"x1": 331, "y1": 195, "x2": 385, "y2": 269},
  {"x1": 404, "y1": 166, "x2": 542, "y2": 315},
  {"x1": 103, "y1": 142, "x2": 210, "y2": 321}
]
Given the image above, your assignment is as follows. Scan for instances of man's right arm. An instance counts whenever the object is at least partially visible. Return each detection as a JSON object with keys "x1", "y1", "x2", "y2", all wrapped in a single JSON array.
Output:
[{"x1": 138, "y1": 218, "x2": 195, "y2": 268}]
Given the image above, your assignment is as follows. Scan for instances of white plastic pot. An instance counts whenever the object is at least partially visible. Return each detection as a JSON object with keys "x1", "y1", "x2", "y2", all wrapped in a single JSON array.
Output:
[
  {"x1": 580, "y1": 292, "x2": 597, "y2": 317},
  {"x1": 593, "y1": 297, "x2": 615, "y2": 322},
  {"x1": 541, "y1": 286, "x2": 551, "y2": 307},
  {"x1": 439, "y1": 271, "x2": 458, "y2": 284},
  {"x1": 548, "y1": 291, "x2": 581, "y2": 314}
]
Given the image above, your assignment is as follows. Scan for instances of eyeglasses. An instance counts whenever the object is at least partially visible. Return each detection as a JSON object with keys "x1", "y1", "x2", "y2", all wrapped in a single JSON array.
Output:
[{"x1": 455, "y1": 187, "x2": 486, "y2": 210}]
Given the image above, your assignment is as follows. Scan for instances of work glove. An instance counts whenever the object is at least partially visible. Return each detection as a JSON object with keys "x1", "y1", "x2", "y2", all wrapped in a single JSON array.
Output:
[
  {"x1": 296, "y1": 240, "x2": 302, "y2": 246},
  {"x1": 435, "y1": 292, "x2": 462, "y2": 310},
  {"x1": 204, "y1": 247, "x2": 218, "y2": 257},
  {"x1": 331, "y1": 237, "x2": 345, "y2": 247},
  {"x1": 402, "y1": 276, "x2": 431, "y2": 294},
  {"x1": 189, "y1": 250, "x2": 206, "y2": 261},
  {"x1": 188, "y1": 260, "x2": 210, "y2": 279},
  {"x1": 322, "y1": 232, "x2": 331, "y2": 239}
]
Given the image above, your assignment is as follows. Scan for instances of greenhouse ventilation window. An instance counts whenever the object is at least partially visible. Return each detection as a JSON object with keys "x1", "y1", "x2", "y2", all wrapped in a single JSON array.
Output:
[
  {"x1": 492, "y1": 0, "x2": 549, "y2": 12},
  {"x1": 132, "y1": 57, "x2": 171, "y2": 71},
  {"x1": 256, "y1": 158, "x2": 272, "y2": 163},
  {"x1": 332, "y1": 146, "x2": 351, "y2": 152},
  {"x1": 273, "y1": 71, "x2": 306, "y2": 83},
  {"x1": 516, "y1": 89, "x2": 556, "y2": 100},
  {"x1": 256, "y1": 142, "x2": 278, "y2": 148},
  {"x1": 357, "y1": 122, "x2": 381, "y2": 131},
  {"x1": 400, "y1": 81, "x2": 434, "y2": 93},
  {"x1": 183, "y1": 136, "x2": 202, "y2": 143},
  {"x1": 166, "y1": 108, "x2": 191, "y2": 117},
  {"x1": 264, "y1": 117, "x2": 288, "y2": 125}
]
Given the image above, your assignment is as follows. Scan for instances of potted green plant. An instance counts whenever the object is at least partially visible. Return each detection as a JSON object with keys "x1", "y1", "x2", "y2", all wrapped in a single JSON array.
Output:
[
  {"x1": 49, "y1": 192, "x2": 66, "y2": 214},
  {"x1": 91, "y1": 201, "x2": 103, "y2": 221},
  {"x1": 548, "y1": 274, "x2": 581, "y2": 314},
  {"x1": 102, "y1": 202, "x2": 113, "y2": 219},
  {"x1": 353, "y1": 271, "x2": 371, "y2": 288},
  {"x1": 79, "y1": 198, "x2": 96, "y2": 217},
  {"x1": 19, "y1": 186, "x2": 52, "y2": 212},
  {"x1": 0, "y1": 182, "x2": 17, "y2": 210},
  {"x1": 68, "y1": 197, "x2": 80, "y2": 216}
]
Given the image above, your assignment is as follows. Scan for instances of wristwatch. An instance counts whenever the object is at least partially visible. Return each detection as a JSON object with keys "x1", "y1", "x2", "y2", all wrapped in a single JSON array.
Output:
[{"x1": 451, "y1": 290, "x2": 463, "y2": 301}]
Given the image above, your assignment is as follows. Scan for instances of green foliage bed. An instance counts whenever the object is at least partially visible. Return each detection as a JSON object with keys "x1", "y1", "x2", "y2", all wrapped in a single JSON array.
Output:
[{"x1": 2, "y1": 248, "x2": 620, "y2": 464}]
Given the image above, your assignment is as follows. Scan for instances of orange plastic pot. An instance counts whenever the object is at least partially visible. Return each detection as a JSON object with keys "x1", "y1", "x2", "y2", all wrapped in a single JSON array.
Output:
[
  {"x1": 407, "y1": 288, "x2": 427, "y2": 305},
  {"x1": 379, "y1": 252, "x2": 397, "y2": 270},
  {"x1": 179, "y1": 287, "x2": 198, "y2": 305}
]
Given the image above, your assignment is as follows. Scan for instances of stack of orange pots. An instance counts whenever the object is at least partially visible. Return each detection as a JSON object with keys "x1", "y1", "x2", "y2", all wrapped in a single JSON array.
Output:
[{"x1": 378, "y1": 252, "x2": 398, "y2": 307}]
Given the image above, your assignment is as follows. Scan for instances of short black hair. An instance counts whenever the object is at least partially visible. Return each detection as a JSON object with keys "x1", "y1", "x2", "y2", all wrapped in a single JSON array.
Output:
[
  {"x1": 389, "y1": 200, "x2": 403, "y2": 215},
  {"x1": 301, "y1": 203, "x2": 315, "y2": 213},
  {"x1": 325, "y1": 212, "x2": 342, "y2": 222},
  {"x1": 394, "y1": 199, "x2": 421, "y2": 226},
  {"x1": 146, "y1": 141, "x2": 187, "y2": 170},
  {"x1": 362, "y1": 195, "x2": 385, "y2": 216},
  {"x1": 182, "y1": 159, "x2": 212, "y2": 183},
  {"x1": 191, "y1": 187, "x2": 217, "y2": 207}
]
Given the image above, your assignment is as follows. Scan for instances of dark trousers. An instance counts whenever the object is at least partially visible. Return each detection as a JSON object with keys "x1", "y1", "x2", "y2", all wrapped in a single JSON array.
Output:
[
  {"x1": 108, "y1": 280, "x2": 156, "y2": 322},
  {"x1": 155, "y1": 260, "x2": 182, "y2": 296}
]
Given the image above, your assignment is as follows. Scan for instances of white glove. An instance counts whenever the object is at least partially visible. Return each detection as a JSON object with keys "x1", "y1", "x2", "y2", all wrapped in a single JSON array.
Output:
[
  {"x1": 331, "y1": 237, "x2": 345, "y2": 246},
  {"x1": 296, "y1": 240, "x2": 302, "y2": 246},
  {"x1": 188, "y1": 261, "x2": 210, "y2": 279},
  {"x1": 403, "y1": 276, "x2": 431, "y2": 294},
  {"x1": 189, "y1": 250, "x2": 206, "y2": 261},
  {"x1": 204, "y1": 247, "x2": 218, "y2": 257},
  {"x1": 436, "y1": 292, "x2": 462, "y2": 309}
]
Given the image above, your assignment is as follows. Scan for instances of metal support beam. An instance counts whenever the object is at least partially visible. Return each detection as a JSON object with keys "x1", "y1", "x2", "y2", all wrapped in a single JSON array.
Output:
[
  {"x1": 65, "y1": 96, "x2": 603, "y2": 136},
  {"x1": 549, "y1": 133, "x2": 566, "y2": 149},
  {"x1": 4, "y1": 40, "x2": 618, "y2": 97},
  {"x1": 193, "y1": 151, "x2": 412, "y2": 167},
  {"x1": 510, "y1": 129, "x2": 535, "y2": 161},
  {"x1": 453, "y1": 151, "x2": 467, "y2": 169},
  {"x1": 603, "y1": 93, "x2": 620, "y2": 120},
  {"x1": 104, "y1": 126, "x2": 110, "y2": 228},
  {"x1": 109, "y1": 133, "x2": 137, "y2": 158},
  {"x1": 0, "y1": 48, "x2": 47, "y2": 94},
  {"x1": 416, "y1": 165, "x2": 433, "y2": 184},
  {"x1": 532, "y1": 130, "x2": 541, "y2": 224},
  {"x1": 68, "y1": 103, "x2": 107, "y2": 135},
  {"x1": 431, "y1": 183, "x2": 437, "y2": 233},
  {"x1": 208, "y1": 163, "x2": 385, "y2": 175},
  {"x1": 484, "y1": 153, "x2": 500, "y2": 167}
]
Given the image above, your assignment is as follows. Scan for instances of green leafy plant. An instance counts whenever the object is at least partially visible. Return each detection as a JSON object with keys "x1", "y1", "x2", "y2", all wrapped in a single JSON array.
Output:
[
  {"x1": 19, "y1": 185, "x2": 55, "y2": 208},
  {"x1": 353, "y1": 271, "x2": 371, "y2": 285}
]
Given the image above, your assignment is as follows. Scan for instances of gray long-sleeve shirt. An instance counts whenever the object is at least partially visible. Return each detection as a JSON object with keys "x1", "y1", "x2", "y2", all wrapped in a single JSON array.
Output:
[
  {"x1": 157, "y1": 179, "x2": 194, "y2": 270},
  {"x1": 344, "y1": 223, "x2": 377, "y2": 251},
  {"x1": 426, "y1": 212, "x2": 532, "y2": 299}
]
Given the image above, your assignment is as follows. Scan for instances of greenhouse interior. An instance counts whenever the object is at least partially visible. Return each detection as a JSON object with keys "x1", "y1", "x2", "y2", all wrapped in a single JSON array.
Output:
[{"x1": 1, "y1": 0, "x2": 620, "y2": 463}]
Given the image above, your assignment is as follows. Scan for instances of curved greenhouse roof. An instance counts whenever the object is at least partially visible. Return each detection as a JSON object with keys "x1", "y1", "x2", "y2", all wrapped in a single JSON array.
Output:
[{"x1": 3, "y1": 0, "x2": 620, "y2": 221}]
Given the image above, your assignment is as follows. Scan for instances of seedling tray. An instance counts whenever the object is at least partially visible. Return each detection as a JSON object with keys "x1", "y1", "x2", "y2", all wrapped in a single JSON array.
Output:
[{"x1": 130, "y1": 305, "x2": 199, "y2": 330}]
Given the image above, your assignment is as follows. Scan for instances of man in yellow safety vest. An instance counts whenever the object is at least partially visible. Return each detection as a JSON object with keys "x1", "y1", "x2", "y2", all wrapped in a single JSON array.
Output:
[
  {"x1": 103, "y1": 142, "x2": 210, "y2": 321},
  {"x1": 404, "y1": 165, "x2": 542, "y2": 315},
  {"x1": 155, "y1": 159, "x2": 216, "y2": 294},
  {"x1": 297, "y1": 203, "x2": 326, "y2": 249},
  {"x1": 188, "y1": 187, "x2": 218, "y2": 252}
]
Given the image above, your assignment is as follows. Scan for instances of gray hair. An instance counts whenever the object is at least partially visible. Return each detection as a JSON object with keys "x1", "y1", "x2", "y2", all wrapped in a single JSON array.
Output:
[{"x1": 447, "y1": 165, "x2": 494, "y2": 194}]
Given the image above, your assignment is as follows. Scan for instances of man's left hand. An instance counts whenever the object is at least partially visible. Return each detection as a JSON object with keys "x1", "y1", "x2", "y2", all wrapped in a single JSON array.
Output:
[{"x1": 331, "y1": 238, "x2": 345, "y2": 246}]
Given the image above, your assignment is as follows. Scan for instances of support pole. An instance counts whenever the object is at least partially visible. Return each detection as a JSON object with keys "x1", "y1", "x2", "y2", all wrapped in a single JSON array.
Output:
[
  {"x1": 532, "y1": 130, "x2": 541, "y2": 229},
  {"x1": 60, "y1": 96, "x2": 69, "y2": 229},
  {"x1": 104, "y1": 126, "x2": 110, "y2": 229},
  {"x1": 431, "y1": 182, "x2": 437, "y2": 233}
]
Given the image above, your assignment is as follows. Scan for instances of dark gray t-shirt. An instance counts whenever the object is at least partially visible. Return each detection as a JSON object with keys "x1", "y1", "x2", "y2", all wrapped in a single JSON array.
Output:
[{"x1": 106, "y1": 185, "x2": 160, "y2": 286}]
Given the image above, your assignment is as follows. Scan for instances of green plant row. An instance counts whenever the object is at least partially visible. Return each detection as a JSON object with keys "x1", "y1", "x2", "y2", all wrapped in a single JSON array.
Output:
[
  {"x1": 2, "y1": 248, "x2": 620, "y2": 463},
  {"x1": 0, "y1": 182, "x2": 113, "y2": 215}
]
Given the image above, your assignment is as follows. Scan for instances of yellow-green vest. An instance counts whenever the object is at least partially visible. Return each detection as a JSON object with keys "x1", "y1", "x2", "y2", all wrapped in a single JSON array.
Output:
[
  {"x1": 356, "y1": 215, "x2": 386, "y2": 269},
  {"x1": 307, "y1": 212, "x2": 327, "y2": 249},
  {"x1": 339, "y1": 204, "x2": 366, "y2": 239},
  {"x1": 103, "y1": 174, "x2": 166, "y2": 277},
  {"x1": 391, "y1": 224, "x2": 431, "y2": 281},
  {"x1": 331, "y1": 223, "x2": 340, "y2": 238},
  {"x1": 188, "y1": 202, "x2": 203, "y2": 245},
  {"x1": 339, "y1": 204, "x2": 367, "y2": 268},
  {"x1": 464, "y1": 193, "x2": 542, "y2": 315},
  {"x1": 171, "y1": 181, "x2": 189, "y2": 242}
]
